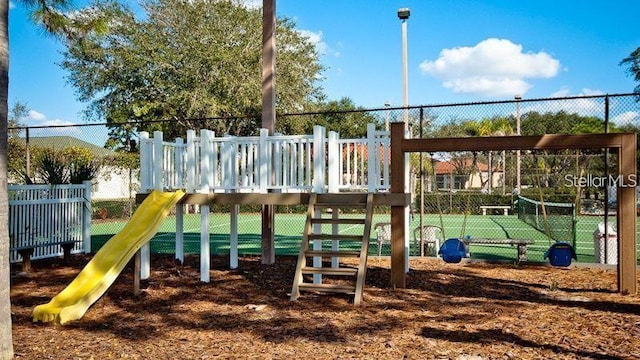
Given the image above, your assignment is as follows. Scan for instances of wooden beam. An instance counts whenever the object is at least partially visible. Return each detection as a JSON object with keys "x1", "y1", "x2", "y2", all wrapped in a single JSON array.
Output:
[
  {"x1": 617, "y1": 133, "x2": 637, "y2": 294},
  {"x1": 137, "y1": 192, "x2": 411, "y2": 207}
]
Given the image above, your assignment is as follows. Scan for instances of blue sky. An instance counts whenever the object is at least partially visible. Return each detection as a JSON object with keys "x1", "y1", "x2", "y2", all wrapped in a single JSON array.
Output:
[{"x1": 8, "y1": 0, "x2": 640, "y2": 129}]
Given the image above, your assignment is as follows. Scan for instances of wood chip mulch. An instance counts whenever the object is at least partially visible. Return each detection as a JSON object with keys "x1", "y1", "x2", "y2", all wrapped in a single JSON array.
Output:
[{"x1": 10, "y1": 254, "x2": 640, "y2": 359}]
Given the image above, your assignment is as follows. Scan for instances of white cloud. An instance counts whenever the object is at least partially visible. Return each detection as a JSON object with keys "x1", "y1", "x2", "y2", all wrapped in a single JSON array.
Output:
[
  {"x1": 297, "y1": 29, "x2": 333, "y2": 57},
  {"x1": 42, "y1": 118, "x2": 75, "y2": 127},
  {"x1": 420, "y1": 38, "x2": 560, "y2": 97},
  {"x1": 551, "y1": 87, "x2": 604, "y2": 98},
  {"x1": 9, "y1": 1, "x2": 15, "y2": 9},
  {"x1": 297, "y1": 29, "x2": 342, "y2": 59},
  {"x1": 234, "y1": 0, "x2": 261, "y2": 9},
  {"x1": 516, "y1": 88, "x2": 634, "y2": 122},
  {"x1": 26, "y1": 110, "x2": 79, "y2": 134},
  {"x1": 612, "y1": 111, "x2": 639, "y2": 126},
  {"x1": 28, "y1": 110, "x2": 46, "y2": 121}
]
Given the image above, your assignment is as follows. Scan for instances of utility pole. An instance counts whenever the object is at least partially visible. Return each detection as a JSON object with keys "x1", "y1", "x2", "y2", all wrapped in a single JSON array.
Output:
[{"x1": 398, "y1": 8, "x2": 410, "y2": 130}]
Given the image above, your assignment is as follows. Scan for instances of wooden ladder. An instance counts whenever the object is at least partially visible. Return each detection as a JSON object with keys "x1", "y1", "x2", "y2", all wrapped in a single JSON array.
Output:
[{"x1": 290, "y1": 193, "x2": 374, "y2": 305}]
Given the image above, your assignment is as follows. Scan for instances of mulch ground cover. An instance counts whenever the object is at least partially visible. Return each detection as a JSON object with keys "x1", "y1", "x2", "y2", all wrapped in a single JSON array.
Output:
[{"x1": 10, "y1": 254, "x2": 640, "y2": 359}]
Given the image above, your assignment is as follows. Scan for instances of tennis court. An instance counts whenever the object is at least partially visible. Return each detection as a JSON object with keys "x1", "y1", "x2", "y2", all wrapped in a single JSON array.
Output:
[{"x1": 90, "y1": 211, "x2": 630, "y2": 264}]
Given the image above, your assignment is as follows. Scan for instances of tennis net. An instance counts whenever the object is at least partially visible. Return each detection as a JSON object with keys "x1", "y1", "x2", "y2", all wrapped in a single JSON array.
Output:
[{"x1": 516, "y1": 195, "x2": 576, "y2": 244}]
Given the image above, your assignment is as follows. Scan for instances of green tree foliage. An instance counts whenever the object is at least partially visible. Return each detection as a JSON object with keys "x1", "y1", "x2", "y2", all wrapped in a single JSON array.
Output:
[
  {"x1": 621, "y1": 47, "x2": 640, "y2": 94},
  {"x1": 22, "y1": 146, "x2": 102, "y2": 184},
  {"x1": 62, "y1": 0, "x2": 324, "y2": 145},
  {"x1": 519, "y1": 111, "x2": 608, "y2": 189},
  {"x1": 618, "y1": 123, "x2": 640, "y2": 175},
  {"x1": 520, "y1": 110, "x2": 607, "y2": 135},
  {"x1": 8, "y1": 101, "x2": 28, "y2": 138},
  {"x1": 7, "y1": 139, "x2": 26, "y2": 182},
  {"x1": 303, "y1": 97, "x2": 378, "y2": 138}
]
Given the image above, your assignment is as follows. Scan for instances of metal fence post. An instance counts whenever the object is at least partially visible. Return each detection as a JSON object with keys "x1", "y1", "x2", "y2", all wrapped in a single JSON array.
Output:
[{"x1": 82, "y1": 180, "x2": 92, "y2": 254}]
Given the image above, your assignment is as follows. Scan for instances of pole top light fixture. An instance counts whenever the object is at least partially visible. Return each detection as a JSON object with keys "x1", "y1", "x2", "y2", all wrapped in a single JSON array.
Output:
[{"x1": 397, "y1": 8, "x2": 410, "y2": 20}]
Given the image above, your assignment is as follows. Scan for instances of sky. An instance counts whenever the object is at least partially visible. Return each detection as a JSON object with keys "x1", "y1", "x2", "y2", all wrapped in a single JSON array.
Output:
[{"x1": 8, "y1": 0, "x2": 640, "y2": 131}]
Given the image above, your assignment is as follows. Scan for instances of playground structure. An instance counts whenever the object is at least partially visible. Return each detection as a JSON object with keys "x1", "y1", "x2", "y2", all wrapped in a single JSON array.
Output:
[
  {"x1": 140, "y1": 122, "x2": 637, "y2": 292},
  {"x1": 135, "y1": 122, "x2": 637, "y2": 294},
  {"x1": 32, "y1": 122, "x2": 638, "y2": 323}
]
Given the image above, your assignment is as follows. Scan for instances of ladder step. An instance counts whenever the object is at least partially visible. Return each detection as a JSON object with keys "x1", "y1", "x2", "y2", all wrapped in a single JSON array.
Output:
[
  {"x1": 301, "y1": 267, "x2": 358, "y2": 276},
  {"x1": 298, "y1": 283, "x2": 356, "y2": 294},
  {"x1": 308, "y1": 234, "x2": 365, "y2": 241},
  {"x1": 310, "y1": 218, "x2": 365, "y2": 225},
  {"x1": 314, "y1": 203, "x2": 367, "y2": 209},
  {"x1": 305, "y1": 250, "x2": 361, "y2": 258}
]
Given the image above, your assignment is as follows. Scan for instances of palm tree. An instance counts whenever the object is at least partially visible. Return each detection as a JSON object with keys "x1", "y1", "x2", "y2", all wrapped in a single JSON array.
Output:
[
  {"x1": 0, "y1": 1, "x2": 110, "y2": 356},
  {"x1": 0, "y1": 0, "x2": 12, "y2": 355},
  {"x1": 465, "y1": 118, "x2": 514, "y2": 194}
]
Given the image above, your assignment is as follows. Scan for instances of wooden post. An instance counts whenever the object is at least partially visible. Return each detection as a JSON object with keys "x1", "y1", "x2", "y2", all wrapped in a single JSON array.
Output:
[
  {"x1": 134, "y1": 249, "x2": 141, "y2": 295},
  {"x1": 617, "y1": 133, "x2": 637, "y2": 294},
  {"x1": 390, "y1": 122, "x2": 406, "y2": 288},
  {"x1": 261, "y1": 0, "x2": 276, "y2": 265}
]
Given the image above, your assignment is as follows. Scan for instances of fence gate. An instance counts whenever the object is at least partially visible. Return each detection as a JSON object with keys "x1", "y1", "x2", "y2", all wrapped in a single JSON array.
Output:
[{"x1": 8, "y1": 182, "x2": 92, "y2": 263}]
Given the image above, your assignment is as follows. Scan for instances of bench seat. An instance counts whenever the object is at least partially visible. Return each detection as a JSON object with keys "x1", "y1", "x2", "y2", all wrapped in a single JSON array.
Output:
[
  {"x1": 12, "y1": 240, "x2": 77, "y2": 272},
  {"x1": 462, "y1": 238, "x2": 533, "y2": 263}
]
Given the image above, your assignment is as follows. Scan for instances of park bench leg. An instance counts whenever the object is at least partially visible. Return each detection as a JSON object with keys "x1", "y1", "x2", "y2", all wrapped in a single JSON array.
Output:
[
  {"x1": 18, "y1": 248, "x2": 34, "y2": 272},
  {"x1": 61, "y1": 243, "x2": 75, "y2": 265},
  {"x1": 517, "y1": 245, "x2": 527, "y2": 263}
]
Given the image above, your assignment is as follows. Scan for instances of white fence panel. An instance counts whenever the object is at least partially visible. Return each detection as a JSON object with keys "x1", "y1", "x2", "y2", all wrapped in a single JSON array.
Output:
[
  {"x1": 139, "y1": 123, "x2": 390, "y2": 193},
  {"x1": 8, "y1": 182, "x2": 91, "y2": 263}
]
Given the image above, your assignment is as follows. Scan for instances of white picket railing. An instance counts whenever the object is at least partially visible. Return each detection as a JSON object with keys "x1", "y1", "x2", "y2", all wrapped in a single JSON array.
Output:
[
  {"x1": 140, "y1": 123, "x2": 391, "y2": 193},
  {"x1": 8, "y1": 182, "x2": 92, "y2": 263}
]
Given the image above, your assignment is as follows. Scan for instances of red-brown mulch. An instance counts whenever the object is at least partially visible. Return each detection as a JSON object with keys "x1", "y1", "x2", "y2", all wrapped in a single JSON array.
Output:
[{"x1": 10, "y1": 254, "x2": 640, "y2": 359}]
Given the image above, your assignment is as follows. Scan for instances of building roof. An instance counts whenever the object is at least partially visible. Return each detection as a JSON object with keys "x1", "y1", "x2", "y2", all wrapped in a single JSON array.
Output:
[
  {"x1": 434, "y1": 160, "x2": 489, "y2": 175},
  {"x1": 16, "y1": 136, "x2": 113, "y2": 157}
]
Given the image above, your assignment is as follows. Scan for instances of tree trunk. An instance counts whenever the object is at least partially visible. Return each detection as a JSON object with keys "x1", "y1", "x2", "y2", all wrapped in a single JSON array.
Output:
[{"x1": 0, "y1": 0, "x2": 14, "y2": 357}]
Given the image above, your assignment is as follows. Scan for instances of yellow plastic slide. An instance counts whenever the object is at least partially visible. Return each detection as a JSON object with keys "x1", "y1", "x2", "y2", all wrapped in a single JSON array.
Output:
[{"x1": 33, "y1": 190, "x2": 185, "y2": 325}]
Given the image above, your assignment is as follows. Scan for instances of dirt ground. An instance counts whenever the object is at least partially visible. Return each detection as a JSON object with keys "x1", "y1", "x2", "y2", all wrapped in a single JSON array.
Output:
[{"x1": 9, "y1": 254, "x2": 640, "y2": 359}]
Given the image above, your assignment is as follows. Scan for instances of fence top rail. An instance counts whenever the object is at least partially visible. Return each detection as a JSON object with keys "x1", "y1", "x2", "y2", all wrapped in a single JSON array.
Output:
[
  {"x1": 400, "y1": 132, "x2": 636, "y2": 153},
  {"x1": 8, "y1": 184, "x2": 89, "y2": 190}
]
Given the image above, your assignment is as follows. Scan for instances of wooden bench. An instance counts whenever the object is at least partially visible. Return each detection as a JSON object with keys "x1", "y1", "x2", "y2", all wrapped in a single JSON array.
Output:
[
  {"x1": 480, "y1": 205, "x2": 511, "y2": 216},
  {"x1": 12, "y1": 240, "x2": 77, "y2": 272},
  {"x1": 462, "y1": 238, "x2": 534, "y2": 263}
]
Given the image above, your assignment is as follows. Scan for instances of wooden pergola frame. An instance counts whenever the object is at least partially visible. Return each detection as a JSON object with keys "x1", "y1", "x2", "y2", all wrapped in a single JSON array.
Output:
[{"x1": 389, "y1": 122, "x2": 638, "y2": 294}]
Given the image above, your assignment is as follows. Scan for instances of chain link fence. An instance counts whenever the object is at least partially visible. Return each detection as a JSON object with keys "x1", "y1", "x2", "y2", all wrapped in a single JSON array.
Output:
[{"x1": 9, "y1": 93, "x2": 640, "y2": 263}]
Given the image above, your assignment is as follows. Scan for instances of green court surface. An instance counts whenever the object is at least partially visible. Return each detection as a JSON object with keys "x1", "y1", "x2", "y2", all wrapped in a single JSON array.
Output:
[{"x1": 91, "y1": 213, "x2": 634, "y2": 264}]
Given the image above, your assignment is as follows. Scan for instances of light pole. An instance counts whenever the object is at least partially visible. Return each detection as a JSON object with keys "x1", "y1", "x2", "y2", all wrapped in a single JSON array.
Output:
[
  {"x1": 515, "y1": 95, "x2": 522, "y2": 194},
  {"x1": 385, "y1": 102, "x2": 391, "y2": 131},
  {"x1": 398, "y1": 8, "x2": 410, "y2": 130}
]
